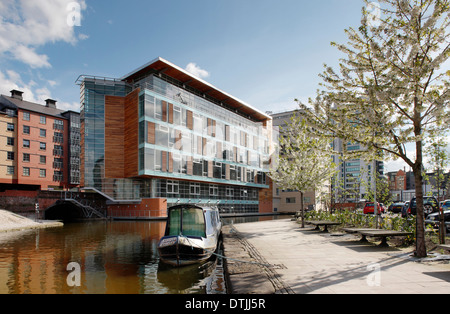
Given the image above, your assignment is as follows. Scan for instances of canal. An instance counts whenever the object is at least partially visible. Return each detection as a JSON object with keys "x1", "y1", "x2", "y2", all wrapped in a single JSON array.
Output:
[{"x1": 0, "y1": 216, "x2": 278, "y2": 294}]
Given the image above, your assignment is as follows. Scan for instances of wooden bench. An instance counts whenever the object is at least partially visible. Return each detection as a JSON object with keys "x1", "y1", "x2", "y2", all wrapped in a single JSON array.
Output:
[
  {"x1": 306, "y1": 220, "x2": 341, "y2": 233},
  {"x1": 342, "y1": 228, "x2": 380, "y2": 243},
  {"x1": 358, "y1": 230, "x2": 413, "y2": 247}
]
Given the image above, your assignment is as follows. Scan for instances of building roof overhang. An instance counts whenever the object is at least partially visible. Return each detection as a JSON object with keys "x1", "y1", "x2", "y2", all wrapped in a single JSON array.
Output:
[{"x1": 121, "y1": 57, "x2": 271, "y2": 122}]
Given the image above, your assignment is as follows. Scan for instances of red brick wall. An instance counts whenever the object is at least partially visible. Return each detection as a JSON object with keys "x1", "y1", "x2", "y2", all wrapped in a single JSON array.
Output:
[{"x1": 108, "y1": 198, "x2": 167, "y2": 219}]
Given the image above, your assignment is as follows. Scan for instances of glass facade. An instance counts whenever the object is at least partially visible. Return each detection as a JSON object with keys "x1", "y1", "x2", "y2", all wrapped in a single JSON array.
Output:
[
  {"x1": 79, "y1": 69, "x2": 272, "y2": 213},
  {"x1": 137, "y1": 76, "x2": 270, "y2": 187}
]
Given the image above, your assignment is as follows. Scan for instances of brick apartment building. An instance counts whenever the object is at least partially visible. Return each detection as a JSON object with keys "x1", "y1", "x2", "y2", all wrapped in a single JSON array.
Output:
[{"x1": 0, "y1": 90, "x2": 80, "y2": 191}]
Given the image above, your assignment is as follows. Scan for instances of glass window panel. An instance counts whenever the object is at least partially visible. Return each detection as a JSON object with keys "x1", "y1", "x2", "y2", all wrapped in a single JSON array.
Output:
[
  {"x1": 173, "y1": 154, "x2": 181, "y2": 173},
  {"x1": 167, "y1": 208, "x2": 181, "y2": 236},
  {"x1": 193, "y1": 159, "x2": 202, "y2": 176},
  {"x1": 193, "y1": 114, "x2": 202, "y2": 134},
  {"x1": 145, "y1": 95, "x2": 155, "y2": 118},
  {"x1": 156, "y1": 125, "x2": 168, "y2": 147},
  {"x1": 173, "y1": 106, "x2": 181, "y2": 125},
  {"x1": 182, "y1": 208, "x2": 206, "y2": 238},
  {"x1": 155, "y1": 98, "x2": 163, "y2": 120}
]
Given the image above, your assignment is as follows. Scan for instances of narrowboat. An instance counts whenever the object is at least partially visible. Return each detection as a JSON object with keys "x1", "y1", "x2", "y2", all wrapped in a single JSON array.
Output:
[{"x1": 158, "y1": 204, "x2": 222, "y2": 267}]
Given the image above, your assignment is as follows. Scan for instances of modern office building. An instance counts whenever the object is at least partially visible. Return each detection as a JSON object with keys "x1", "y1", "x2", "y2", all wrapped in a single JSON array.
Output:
[
  {"x1": 331, "y1": 137, "x2": 384, "y2": 203},
  {"x1": 271, "y1": 109, "x2": 326, "y2": 213},
  {"x1": 0, "y1": 90, "x2": 80, "y2": 191},
  {"x1": 77, "y1": 57, "x2": 275, "y2": 218}
]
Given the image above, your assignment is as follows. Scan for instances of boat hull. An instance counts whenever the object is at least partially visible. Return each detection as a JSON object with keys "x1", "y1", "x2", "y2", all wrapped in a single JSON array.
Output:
[{"x1": 158, "y1": 235, "x2": 218, "y2": 267}]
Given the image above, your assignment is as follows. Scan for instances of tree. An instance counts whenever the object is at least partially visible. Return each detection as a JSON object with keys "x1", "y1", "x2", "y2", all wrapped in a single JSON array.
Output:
[
  {"x1": 297, "y1": 0, "x2": 450, "y2": 257},
  {"x1": 269, "y1": 115, "x2": 338, "y2": 227}
]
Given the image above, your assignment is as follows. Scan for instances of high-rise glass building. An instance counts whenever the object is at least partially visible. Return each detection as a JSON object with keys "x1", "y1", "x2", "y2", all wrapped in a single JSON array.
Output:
[{"x1": 77, "y1": 57, "x2": 274, "y2": 218}]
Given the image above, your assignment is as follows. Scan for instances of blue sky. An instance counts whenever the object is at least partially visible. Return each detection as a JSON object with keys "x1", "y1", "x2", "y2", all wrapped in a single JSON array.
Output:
[
  {"x1": 0, "y1": 0, "x2": 364, "y2": 112},
  {"x1": 0, "y1": 0, "x2": 448, "y2": 172}
]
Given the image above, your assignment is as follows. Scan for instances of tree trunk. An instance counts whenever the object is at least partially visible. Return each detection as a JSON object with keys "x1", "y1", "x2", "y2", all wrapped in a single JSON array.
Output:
[
  {"x1": 300, "y1": 191, "x2": 305, "y2": 228},
  {"x1": 413, "y1": 105, "x2": 427, "y2": 257},
  {"x1": 412, "y1": 93, "x2": 427, "y2": 258},
  {"x1": 413, "y1": 167, "x2": 427, "y2": 257}
]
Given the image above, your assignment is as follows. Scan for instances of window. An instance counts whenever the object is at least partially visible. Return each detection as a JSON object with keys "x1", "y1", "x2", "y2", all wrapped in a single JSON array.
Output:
[
  {"x1": 40, "y1": 116, "x2": 46, "y2": 124},
  {"x1": 53, "y1": 170, "x2": 63, "y2": 181},
  {"x1": 23, "y1": 112, "x2": 30, "y2": 121},
  {"x1": 23, "y1": 167, "x2": 30, "y2": 176},
  {"x1": 53, "y1": 145, "x2": 63, "y2": 156},
  {"x1": 7, "y1": 137, "x2": 14, "y2": 146},
  {"x1": 6, "y1": 109, "x2": 15, "y2": 116},
  {"x1": 23, "y1": 153, "x2": 30, "y2": 162},
  {"x1": 286, "y1": 197, "x2": 296, "y2": 204},
  {"x1": 40, "y1": 155, "x2": 46, "y2": 164},
  {"x1": 166, "y1": 207, "x2": 206, "y2": 238},
  {"x1": 226, "y1": 187, "x2": 234, "y2": 197},
  {"x1": 7, "y1": 166, "x2": 14, "y2": 175},
  {"x1": 23, "y1": 125, "x2": 30, "y2": 134},
  {"x1": 23, "y1": 139, "x2": 30, "y2": 148},
  {"x1": 155, "y1": 125, "x2": 169, "y2": 147},
  {"x1": 155, "y1": 98, "x2": 164, "y2": 120},
  {"x1": 190, "y1": 183, "x2": 201, "y2": 195},
  {"x1": 193, "y1": 158, "x2": 203, "y2": 176},
  {"x1": 39, "y1": 169, "x2": 46, "y2": 178},
  {"x1": 143, "y1": 95, "x2": 154, "y2": 118},
  {"x1": 53, "y1": 132, "x2": 64, "y2": 143},
  {"x1": 173, "y1": 106, "x2": 181, "y2": 125},
  {"x1": 7, "y1": 123, "x2": 14, "y2": 132},
  {"x1": 53, "y1": 158, "x2": 63, "y2": 169},
  {"x1": 155, "y1": 150, "x2": 162, "y2": 171},
  {"x1": 54, "y1": 120, "x2": 64, "y2": 130},
  {"x1": 40, "y1": 142, "x2": 46, "y2": 150},
  {"x1": 230, "y1": 165, "x2": 237, "y2": 180},
  {"x1": 40, "y1": 129, "x2": 46, "y2": 137},
  {"x1": 172, "y1": 153, "x2": 181, "y2": 173},
  {"x1": 167, "y1": 180, "x2": 179, "y2": 194},
  {"x1": 209, "y1": 185, "x2": 218, "y2": 196},
  {"x1": 213, "y1": 161, "x2": 221, "y2": 179},
  {"x1": 7, "y1": 152, "x2": 14, "y2": 161},
  {"x1": 193, "y1": 113, "x2": 202, "y2": 134}
]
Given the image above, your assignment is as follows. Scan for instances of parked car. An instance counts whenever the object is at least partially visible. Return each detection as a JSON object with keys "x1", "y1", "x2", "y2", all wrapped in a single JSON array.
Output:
[
  {"x1": 389, "y1": 202, "x2": 405, "y2": 214},
  {"x1": 402, "y1": 196, "x2": 439, "y2": 218},
  {"x1": 363, "y1": 202, "x2": 384, "y2": 215},
  {"x1": 441, "y1": 200, "x2": 450, "y2": 211},
  {"x1": 425, "y1": 210, "x2": 450, "y2": 232}
]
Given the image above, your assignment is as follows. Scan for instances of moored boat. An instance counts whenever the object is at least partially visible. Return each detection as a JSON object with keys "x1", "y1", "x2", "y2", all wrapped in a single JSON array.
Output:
[{"x1": 158, "y1": 204, "x2": 222, "y2": 267}]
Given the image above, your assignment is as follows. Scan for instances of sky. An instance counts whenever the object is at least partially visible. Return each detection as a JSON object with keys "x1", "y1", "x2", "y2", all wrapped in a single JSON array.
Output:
[{"x1": 0, "y1": 0, "x2": 448, "y2": 173}]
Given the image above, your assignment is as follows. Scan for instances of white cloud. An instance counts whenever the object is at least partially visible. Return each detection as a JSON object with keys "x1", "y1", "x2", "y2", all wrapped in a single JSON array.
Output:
[
  {"x1": 78, "y1": 33, "x2": 89, "y2": 40},
  {"x1": 12, "y1": 45, "x2": 51, "y2": 68},
  {"x1": 0, "y1": 0, "x2": 87, "y2": 68},
  {"x1": 185, "y1": 62, "x2": 210, "y2": 79},
  {"x1": 0, "y1": 69, "x2": 80, "y2": 112}
]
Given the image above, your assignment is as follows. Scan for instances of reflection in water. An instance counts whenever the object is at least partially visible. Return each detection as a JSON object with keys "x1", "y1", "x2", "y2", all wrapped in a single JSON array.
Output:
[{"x1": 0, "y1": 221, "x2": 226, "y2": 294}]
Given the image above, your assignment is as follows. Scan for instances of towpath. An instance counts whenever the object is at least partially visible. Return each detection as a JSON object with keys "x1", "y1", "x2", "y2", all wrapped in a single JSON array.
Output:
[
  {"x1": 223, "y1": 218, "x2": 450, "y2": 294},
  {"x1": 0, "y1": 209, "x2": 63, "y2": 233}
]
